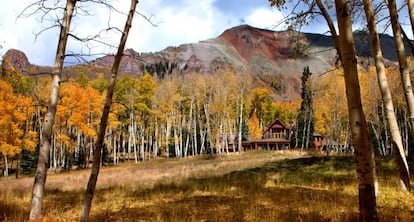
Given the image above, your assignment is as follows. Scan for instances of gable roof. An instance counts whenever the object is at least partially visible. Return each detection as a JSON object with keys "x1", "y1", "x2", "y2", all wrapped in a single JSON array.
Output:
[{"x1": 262, "y1": 118, "x2": 289, "y2": 135}]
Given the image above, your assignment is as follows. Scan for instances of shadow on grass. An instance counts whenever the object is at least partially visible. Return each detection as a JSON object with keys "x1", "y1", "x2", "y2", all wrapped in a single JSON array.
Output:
[
  {"x1": 0, "y1": 201, "x2": 28, "y2": 221},
  {"x1": 90, "y1": 156, "x2": 366, "y2": 221},
  {"x1": 1, "y1": 156, "x2": 407, "y2": 221}
]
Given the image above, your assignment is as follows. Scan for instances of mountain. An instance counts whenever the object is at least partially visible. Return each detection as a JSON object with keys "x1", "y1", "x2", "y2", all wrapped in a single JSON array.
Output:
[
  {"x1": 90, "y1": 25, "x2": 339, "y2": 100},
  {"x1": 2, "y1": 25, "x2": 406, "y2": 100}
]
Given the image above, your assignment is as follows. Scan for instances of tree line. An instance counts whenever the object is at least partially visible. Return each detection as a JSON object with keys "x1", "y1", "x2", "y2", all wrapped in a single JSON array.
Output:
[{"x1": 1, "y1": 56, "x2": 411, "y2": 176}]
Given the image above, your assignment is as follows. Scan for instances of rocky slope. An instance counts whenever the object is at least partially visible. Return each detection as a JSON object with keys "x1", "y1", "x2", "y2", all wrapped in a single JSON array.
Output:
[
  {"x1": 2, "y1": 25, "x2": 406, "y2": 100},
  {"x1": 89, "y1": 25, "x2": 339, "y2": 100}
]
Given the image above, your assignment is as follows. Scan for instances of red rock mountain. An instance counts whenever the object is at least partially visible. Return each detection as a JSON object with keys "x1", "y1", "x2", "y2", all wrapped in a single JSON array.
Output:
[
  {"x1": 2, "y1": 49, "x2": 31, "y2": 71},
  {"x1": 2, "y1": 25, "x2": 404, "y2": 100},
  {"x1": 89, "y1": 25, "x2": 339, "y2": 100}
]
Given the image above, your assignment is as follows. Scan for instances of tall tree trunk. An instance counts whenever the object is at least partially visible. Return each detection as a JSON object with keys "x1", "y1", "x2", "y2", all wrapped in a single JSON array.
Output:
[
  {"x1": 112, "y1": 130, "x2": 117, "y2": 165},
  {"x1": 80, "y1": 1, "x2": 137, "y2": 221},
  {"x1": 388, "y1": 0, "x2": 414, "y2": 157},
  {"x1": 363, "y1": 0, "x2": 410, "y2": 191},
  {"x1": 335, "y1": 0, "x2": 378, "y2": 220},
  {"x1": 3, "y1": 156, "x2": 8, "y2": 177},
  {"x1": 140, "y1": 127, "x2": 145, "y2": 161},
  {"x1": 153, "y1": 120, "x2": 159, "y2": 159},
  {"x1": 204, "y1": 102, "x2": 213, "y2": 155},
  {"x1": 166, "y1": 118, "x2": 171, "y2": 159},
  {"x1": 29, "y1": 0, "x2": 76, "y2": 220},
  {"x1": 193, "y1": 106, "x2": 198, "y2": 156},
  {"x1": 174, "y1": 125, "x2": 179, "y2": 158},
  {"x1": 122, "y1": 130, "x2": 126, "y2": 161},
  {"x1": 238, "y1": 100, "x2": 243, "y2": 152}
]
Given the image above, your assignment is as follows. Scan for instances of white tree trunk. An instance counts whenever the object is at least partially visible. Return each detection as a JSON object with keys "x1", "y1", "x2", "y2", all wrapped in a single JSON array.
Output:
[
  {"x1": 3, "y1": 156, "x2": 8, "y2": 177},
  {"x1": 238, "y1": 101, "x2": 243, "y2": 152},
  {"x1": 365, "y1": 0, "x2": 410, "y2": 191},
  {"x1": 30, "y1": 1, "x2": 77, "y2": 219},
  {"x1": 166, "y1": 119, "x2": 171, "y2": 159},
  {"x1": 336, "y1": 0, "x2": 378, "y2": 219},
  {"x1": 140, "y1": 127, "x2": 145, "y2": 161},
  {"x1": 388, "y1": 0, "x2": 414, "y2": 157},
  {"x1": 80, "y1": 1, "x2": 137, "y2": 220}
]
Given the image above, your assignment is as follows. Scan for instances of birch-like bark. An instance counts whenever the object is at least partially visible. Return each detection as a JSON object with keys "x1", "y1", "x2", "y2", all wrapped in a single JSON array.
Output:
[
  {"x1": 29, "y1": 0, "x2": 76, "y2": 220},
  {"x1": 174, "y1": 125, "x2": 179, "y2": 158},
  {"x1": 80, "y1": 1, "x2": 137, "y2": 221},
  {"x1": 387, "y1": 0, "x2": 414, "y2": 158},
  {"x1": 122, "y1": 130, "x2": 126, "y2": 161},
  {"x1": 364, "y1": 0, "x2": 410, "y2": 190},
  {"x1": 335, "y1": 0, "x2": 378, "y2": 220},
  {"x1": 165, "y1": 118, "x2": 171, "y2": 159},
  {"x1": 153, "y1": 120, "x2": 159, "y2": 159},
  {"x1": 140, "y1": 126, "x2": 145, "y2": 161},
  {"x1": 238, "y1": 100, "x2": 243, "y2": 152},
  {"x1": 4, "y1": 156, "x2": 8, "y2": 177},
  {"x1": 204, "y1": 102, "x2": 213, "y2": 154},
  {"x1": 193, "y1": 105, "x2": 198, "y2": 155}
]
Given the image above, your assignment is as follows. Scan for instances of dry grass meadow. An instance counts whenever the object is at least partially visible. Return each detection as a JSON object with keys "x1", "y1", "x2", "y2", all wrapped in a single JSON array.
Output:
[{"x1": 0, "y1": 150, "x2": 413, "y2": 221}]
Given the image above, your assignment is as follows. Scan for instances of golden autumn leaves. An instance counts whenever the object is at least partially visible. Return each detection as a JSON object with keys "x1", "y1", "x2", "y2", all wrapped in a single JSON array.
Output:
[
  {"x1": 0, "y1": 80, "x2": 36, "y2": 159},
  {"x1": 0, "y1": 64, "x2": 407, "y2": 170}
]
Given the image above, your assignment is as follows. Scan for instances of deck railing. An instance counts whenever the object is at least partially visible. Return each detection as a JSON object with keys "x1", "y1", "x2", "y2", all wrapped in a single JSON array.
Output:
[{"x1": 262, "y1": 132, "x2": 289, "y2": 140}]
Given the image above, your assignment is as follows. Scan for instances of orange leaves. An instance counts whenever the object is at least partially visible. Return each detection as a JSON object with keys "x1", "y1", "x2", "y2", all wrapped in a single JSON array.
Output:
[
  {"x1": 248, "y1": 111, "x2": 261, "y2": 139},
  {"x1": 313, "y1": 69, "x2": 347, "y2": 138},
  {"x1": 56, "y1": 134, "x2": 74, "y2": 147},
  {"x1": 0, "y1": 80, "x2": 35, "y2": 157},
  {"x1": 57, "y1": 83, "x2": 102, "y2": 138},
  {"x1": 274, "y1": 99, "x2": 300, "y2": 125}
]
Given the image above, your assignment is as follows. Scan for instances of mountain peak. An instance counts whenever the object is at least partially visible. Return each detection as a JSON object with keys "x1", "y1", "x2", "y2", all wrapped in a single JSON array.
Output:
[{"x1": 2, "y1": 49, "x2": 31, "y2": 71}]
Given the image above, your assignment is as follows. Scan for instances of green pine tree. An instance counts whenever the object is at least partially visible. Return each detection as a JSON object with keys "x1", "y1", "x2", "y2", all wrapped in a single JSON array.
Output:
[{"x1": 293, "y1": 66, "x2": 314, "y2": 149}]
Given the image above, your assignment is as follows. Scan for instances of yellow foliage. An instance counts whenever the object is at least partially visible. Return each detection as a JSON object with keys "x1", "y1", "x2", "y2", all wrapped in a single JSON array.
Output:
[
  {"x1": 274, "y1": 100, "x2": 300, "y2": 124},
  {"x1": 56, "y1": 134, "x2": 72, "y2": 146},
  {"x1": 313, "y1": 69, "x2": 347, "y2": 140},
  {"x1": 0, "y1": 80, "x2": 35, "y2": 157},
  {"x1": 57, "y1": 82, "x2": 103, "y2": 141},
  {"x1": 248, "y1": 111, "x2": 261, "y2": 139},
  {"x1": 23, "y1": 131, "x2": 38, "y2": 152}
]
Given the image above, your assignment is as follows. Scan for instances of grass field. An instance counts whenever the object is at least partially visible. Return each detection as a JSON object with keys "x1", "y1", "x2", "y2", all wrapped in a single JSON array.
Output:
[{"x1": 0, "y1": 151, "x2": 413, "y2": 221}]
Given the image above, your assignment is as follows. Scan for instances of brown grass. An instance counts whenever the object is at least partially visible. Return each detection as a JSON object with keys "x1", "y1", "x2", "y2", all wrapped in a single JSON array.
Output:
[{"x1": 0, "y1": 151, "x2": 413, "y2": 221}]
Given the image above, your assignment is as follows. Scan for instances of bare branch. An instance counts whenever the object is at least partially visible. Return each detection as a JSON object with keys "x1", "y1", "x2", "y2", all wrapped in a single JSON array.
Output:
[{"x1": 136, "y1": 11, "x2": 159, "y2": 27}]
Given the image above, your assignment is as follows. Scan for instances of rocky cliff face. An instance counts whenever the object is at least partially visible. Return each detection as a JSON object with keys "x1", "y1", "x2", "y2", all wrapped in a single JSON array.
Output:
[
  {"x1": 2, "y1": 49, "x2": 31, "y2": 72},
  {"x1": 2, "y1": 25, "x2": 404, "y2": 100},
  {"x1": 86, "y1": 25, "x2": 339, "y2": 100}
]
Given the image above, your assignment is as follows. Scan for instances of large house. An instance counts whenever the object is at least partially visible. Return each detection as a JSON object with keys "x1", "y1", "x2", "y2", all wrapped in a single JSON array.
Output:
[
  {"x1": 242, "y1": 119, "x2": 291, "y2": 150},
  {"x1": 242, "y1": 118, "x2": 324, "y2": 151}
]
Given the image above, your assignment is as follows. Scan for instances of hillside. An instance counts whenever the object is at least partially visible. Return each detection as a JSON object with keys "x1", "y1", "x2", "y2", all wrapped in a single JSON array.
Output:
[{"x1": 2, "y1": 25, "x2": 406, "y2": 100}]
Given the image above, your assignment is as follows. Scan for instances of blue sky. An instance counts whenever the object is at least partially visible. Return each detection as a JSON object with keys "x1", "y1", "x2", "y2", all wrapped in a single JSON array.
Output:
[
  {"x1": 0, "y1": 0, "x2": 409, "y2": 66},
  {"x1": 0, "y1": 0, "x2": 294, "y2": 66}
]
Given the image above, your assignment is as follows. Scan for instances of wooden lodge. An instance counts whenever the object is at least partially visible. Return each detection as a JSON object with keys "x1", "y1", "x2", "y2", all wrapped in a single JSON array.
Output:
[
  {"x1": 241, "y1": 118, "x2": 325, "y2": 151},
  {"x1": 217, "y1": 118, "x2": 326, "y2": 152},
  {"x1": 242, "y1": 119, "x2": 291, "y2": 151}
]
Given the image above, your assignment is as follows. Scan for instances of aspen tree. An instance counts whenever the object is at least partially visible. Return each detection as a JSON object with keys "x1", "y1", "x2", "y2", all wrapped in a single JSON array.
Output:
[
  {"x1": 363, "y1": 0, "x2": 410, "y2": 191},
  {"x1": 29, "y1": 0, "x2": 76, "y2": 219},
  {"x1": 80, "y1": 0, "x2": 138, "y2": 220},
  {"x1": 336, "y1": 0, "x2": 378, "y2": 220}
]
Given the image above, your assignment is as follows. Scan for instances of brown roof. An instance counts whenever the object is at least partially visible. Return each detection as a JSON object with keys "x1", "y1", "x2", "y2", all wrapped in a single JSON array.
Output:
[{"x1": 262, "y1": 118, "x2": 289, "y2": 135}]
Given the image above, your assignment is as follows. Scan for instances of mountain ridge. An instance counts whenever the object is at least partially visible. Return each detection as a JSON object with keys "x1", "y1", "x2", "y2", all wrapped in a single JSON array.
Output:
[{"x1": 1, "y1": 24, "x2": 406, "y2": 100}]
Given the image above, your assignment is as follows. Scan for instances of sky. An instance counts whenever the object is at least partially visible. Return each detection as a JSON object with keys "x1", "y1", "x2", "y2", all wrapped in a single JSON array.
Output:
[
  {"x1": 1, "y1": 0, "x2": 406, "y2": 67},
  {"x1": 0, "y1": 0, "x2": 328, "y2": 66}
]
